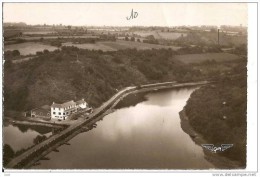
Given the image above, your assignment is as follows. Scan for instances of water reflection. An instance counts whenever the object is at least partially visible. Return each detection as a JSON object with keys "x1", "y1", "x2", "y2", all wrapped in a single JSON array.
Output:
[
  {"x1": 3, "y1": 124, "x2": 52, "y2": 152},
  {"x1": 143, "y1": 86, "x2": 198, "y2": 107},
  {"x1": 34, "y1": 87, "x2": 214, "y2": 169}
]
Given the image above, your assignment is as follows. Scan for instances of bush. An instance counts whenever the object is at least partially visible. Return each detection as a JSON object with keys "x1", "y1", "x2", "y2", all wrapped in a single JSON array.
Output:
[
  {"x1": 12, "y1": 50, "x2": 20, "y2": 57},
  {"x1": 36, "y1": 51, "x2": 43, "y2": 55},
  {"x1": 50, "y1": 40, "x2": 62, "y2": 47},
  {"x1": 5, "y1": 59, "x2": 13, "y2": 68},
  {"x1": 33, "y1": 135, "x2": 47, "y2": 144},
  {"x1": 43, "y1": 49, "x2": 49, "y2": 54},
  {"x1": 112, "y1": 56, "x2": 122, "y2": 64}
]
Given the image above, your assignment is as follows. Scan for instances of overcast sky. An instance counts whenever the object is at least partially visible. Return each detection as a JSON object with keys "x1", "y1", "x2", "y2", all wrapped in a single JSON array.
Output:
[{"x1": 4, "y1": 3, "x2": 247, "y2": 27}]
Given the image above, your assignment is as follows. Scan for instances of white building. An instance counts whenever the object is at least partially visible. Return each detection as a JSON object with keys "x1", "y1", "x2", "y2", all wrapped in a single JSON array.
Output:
[{"x1": 51, "y1": 99, "x2": 88, "y2": 120}]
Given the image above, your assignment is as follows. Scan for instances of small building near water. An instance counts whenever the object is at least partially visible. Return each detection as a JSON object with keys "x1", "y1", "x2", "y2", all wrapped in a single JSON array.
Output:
[{"x1": 30, "y1": 105, "x2": 51, "y2": 120}]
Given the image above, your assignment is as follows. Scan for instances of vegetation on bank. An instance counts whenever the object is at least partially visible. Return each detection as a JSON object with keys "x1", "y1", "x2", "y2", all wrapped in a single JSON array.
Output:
[{"x1": 184, "y1": 60, "x2": 247, "y2": 167}]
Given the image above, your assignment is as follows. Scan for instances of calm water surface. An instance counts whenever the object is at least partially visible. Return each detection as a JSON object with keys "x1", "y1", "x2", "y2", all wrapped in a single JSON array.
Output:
[
  {"x1": 34, "y1": 87, "x2": 214, "y2": 169},
  {"x1": 3, "y1": 123, "x2": 52, "y2": 152}
]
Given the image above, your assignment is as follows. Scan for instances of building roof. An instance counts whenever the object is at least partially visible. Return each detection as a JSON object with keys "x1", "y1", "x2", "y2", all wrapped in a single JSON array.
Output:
[
  {"x1": 31, "y1": 107, "x2": 50, "y2": 113},
  {"x1": 31, "y1": 105, "x2": 51, "y2": 112},
  {"x1": 51, "y1": 100, "x2": 76, "y2": 108},
  {"x1": 76, "y1": 99, "x2": 87, "y2": 105}
]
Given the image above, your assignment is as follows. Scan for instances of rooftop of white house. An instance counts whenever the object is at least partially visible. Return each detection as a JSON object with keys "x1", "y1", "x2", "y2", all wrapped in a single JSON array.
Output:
[{"x1": 51, "y1": 99, "x2": 87, "y2": 109}]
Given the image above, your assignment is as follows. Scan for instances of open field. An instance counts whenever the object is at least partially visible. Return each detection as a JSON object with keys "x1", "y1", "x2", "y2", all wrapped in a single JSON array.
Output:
[
  {"x1": 5, "y1": 42, "x2": 58, "y2": 55},
  {"x1": 62, "y1": 40, "x2": 181, "y2": 51},
  {"x1": 174, "y1": 53, "x2": 241, "y2": 64}
]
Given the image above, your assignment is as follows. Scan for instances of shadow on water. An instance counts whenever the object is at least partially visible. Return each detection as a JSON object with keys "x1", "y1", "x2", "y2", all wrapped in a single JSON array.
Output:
[
  {"x1": 13, "y1": 124, "x2": 53, "y2": 134},
  {"x1": 115, "y1": 85, "x2": 199, "y2": 109},
  {"x1": 115, "y1": 92, "x2": 147, "y2": 109}
]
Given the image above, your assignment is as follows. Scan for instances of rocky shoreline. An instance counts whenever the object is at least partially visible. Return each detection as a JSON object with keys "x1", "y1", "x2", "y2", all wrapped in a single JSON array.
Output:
[{"x1": 179, "y1": 109, "x2": 244, "y2": 169}]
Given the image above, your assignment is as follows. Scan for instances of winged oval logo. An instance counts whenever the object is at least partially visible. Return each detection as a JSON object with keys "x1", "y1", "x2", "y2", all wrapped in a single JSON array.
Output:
[{"x1": 201, "y1": 144, "x2": 233, "y2": 153}]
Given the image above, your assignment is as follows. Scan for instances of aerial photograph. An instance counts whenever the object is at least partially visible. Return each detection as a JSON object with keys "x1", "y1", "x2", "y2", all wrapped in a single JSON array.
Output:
[{"x1": 2, "y1": 2, "x2": 250, "y2": 173}]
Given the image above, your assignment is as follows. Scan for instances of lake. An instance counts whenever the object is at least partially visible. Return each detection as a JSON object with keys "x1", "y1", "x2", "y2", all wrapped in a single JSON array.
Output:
[{"x1": 33, "y1": 87, "x2": 214, "y2": 169}]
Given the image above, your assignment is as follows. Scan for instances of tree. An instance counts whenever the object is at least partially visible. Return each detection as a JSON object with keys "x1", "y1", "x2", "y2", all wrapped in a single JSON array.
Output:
[
  {"x1": 50, "y1": 40, "x2": 62, "y2": 47},
  {"x1": 3, "y1": 144, "x2": 15, "y2": 166},
  {"x1": 130, "y1": 37, "x2": 135, "y2": 41},
  {"x1": 36, "y1": 51, "x2": 43, "y2": 55},
  {"x1": 145, "y1": 35, "x2": 155, "y2": 40},
  {"x1": 43, "y1": 49, "x2": 49, "y2": 54},
  {"x1": 33, "y1": 135, "x2": 47, "y2": 144},
  {"x1": 12, "y1": 50, "x2": 20, "y2": 57},
  {"x1": 137, "y1": 38, "x2": 141, "y2": 42},
  {"x1": 125, "y1": 36, "x2": 129, "y2": 41},
  {"x1": 5, "y1": 59, "x2": 13, "y2": 69}
]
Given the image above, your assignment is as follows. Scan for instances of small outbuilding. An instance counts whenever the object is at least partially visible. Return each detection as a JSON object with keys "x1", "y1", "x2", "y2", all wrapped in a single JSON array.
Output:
[
  {"x1": 31, "y1": 105, "x2": 51, "y2": 120},
  {"x1": 76, "y1": 99, "x2": 88, "y2": 110}
]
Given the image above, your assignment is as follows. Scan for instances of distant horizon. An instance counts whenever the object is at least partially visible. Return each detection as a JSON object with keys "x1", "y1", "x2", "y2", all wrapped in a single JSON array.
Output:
[
  {"x1": 3, "y1": 21, "x2": 247, "y2": 28},
  {"x1": 4, "y1": 3, "x2": 247, "y2": 27}
]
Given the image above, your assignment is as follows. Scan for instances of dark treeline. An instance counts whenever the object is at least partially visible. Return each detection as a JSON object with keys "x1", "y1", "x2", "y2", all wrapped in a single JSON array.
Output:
[{"x1": 4, "y1": 33, "x2": 116, "y2": 47}]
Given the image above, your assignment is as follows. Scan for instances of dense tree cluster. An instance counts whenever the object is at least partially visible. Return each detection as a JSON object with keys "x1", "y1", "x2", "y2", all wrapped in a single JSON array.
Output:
[
  {"x1": 184, "y1": 60, "x2": 247, "y2": 167},
  {"x1": 142, "y1": 35, "x2": 159, "y2": 44}
]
